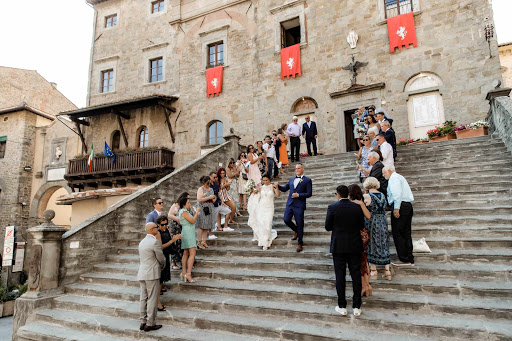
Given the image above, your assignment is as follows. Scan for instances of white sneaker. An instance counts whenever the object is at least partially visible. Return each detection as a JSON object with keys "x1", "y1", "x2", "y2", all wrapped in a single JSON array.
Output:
[
  {"x1": 392, "y1": 261, "x2": 412, "y2": 267},
  {"x1": 353, "y1": 308, "x2": 362, "y2": 317},
  {"x1": 224, "y1": 227, "x2": 234, "y2": 232},
  {"x1": 208, "y1": 235, "x2": 217, "y2": 240},
  {"x1": 335, "y1": 306, "x2": 348, "y2": 316}
]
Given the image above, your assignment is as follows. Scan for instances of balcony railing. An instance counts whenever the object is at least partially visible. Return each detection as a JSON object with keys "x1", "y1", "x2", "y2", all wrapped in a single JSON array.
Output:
[{"x1": 65, "y1": 148, "x2": 175, "y2": 188}]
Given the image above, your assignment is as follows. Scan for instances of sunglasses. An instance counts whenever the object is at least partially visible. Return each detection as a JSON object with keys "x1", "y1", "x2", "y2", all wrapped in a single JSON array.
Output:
[
  {"x1": 160, "y1": 223, "x2": 168, "y2": 226},
  {"x1": 363, "y1": 139, "x2": 369, "y2": 141},
  {"x1": 156, "y1": 201, "x2": 163, "y2": 205},
  {"x1": 229, "y1": 162, "x2": 235, "y2": 164}
]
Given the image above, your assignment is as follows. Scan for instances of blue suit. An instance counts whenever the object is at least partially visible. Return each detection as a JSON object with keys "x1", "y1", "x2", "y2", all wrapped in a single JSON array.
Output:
[
  {"x1": 145, "y1": 209, "x2": 161, "y2": 224},
  {"x1": 278, "y1": 176, "x2": 313, "y2": 245},
  {"x1": 302, "y1": 121, "x2": 318, "y2": 156}
]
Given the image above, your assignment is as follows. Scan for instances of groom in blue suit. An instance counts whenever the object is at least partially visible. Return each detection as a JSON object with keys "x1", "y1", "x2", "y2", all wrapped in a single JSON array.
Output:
[{"x1": 277, "y1": 163, "x2": 313, "y2": 252}]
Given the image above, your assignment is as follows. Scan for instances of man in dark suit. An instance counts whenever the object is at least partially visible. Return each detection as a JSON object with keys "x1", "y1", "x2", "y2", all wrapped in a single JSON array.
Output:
[
  {"x1": 325, "y1": 185, "x2": 366, "y2": 317},
  {"x1": 381, "y1": 121, "x2": 397, "y2": 160},
  {"x1": 145, "y1": 198, "x2": 164, "y2": 224},
  {"x1": 277, "y1": 163, "x2": 313, "y2": 252},
  {"x1": 368, "y1": 152, "x2": 388, "y2": 199},
  {"x1": 302, "y1": 115, "x2": 318, "y2": 156}
]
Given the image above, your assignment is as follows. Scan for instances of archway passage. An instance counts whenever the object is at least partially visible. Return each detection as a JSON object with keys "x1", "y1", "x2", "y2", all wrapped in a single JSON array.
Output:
[
  {"x1": 31, "y1": 182, "x2": 72, "y2": 229},
  {"x1": 291, "y1": 97, "x2": 319, "y2": 155},
  {"x1": 45, "y1": 188, "x2": 71, "y2": 228}
]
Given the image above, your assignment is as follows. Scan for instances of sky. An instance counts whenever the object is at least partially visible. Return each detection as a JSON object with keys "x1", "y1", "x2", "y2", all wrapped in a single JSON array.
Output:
[{"x1": 0, "y1": 0, "x2": 511, "y2": 109}]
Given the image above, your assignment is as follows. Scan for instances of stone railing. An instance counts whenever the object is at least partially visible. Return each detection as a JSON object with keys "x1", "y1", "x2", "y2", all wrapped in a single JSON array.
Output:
[
  {"x1": 487, "y1": 93, "x2": 512, "y2": 154},
  {"x1": 59, "y1": 135, "x2": 243, "y2": 285}
]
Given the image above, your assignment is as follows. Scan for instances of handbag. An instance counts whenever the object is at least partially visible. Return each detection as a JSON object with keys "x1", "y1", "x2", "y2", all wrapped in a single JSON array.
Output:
[
  {"x1": 242, "y1": 173, "x2": 248, "y2": 180},
  {"x1": 203, "y1": 206, "x2": 210, "y2": 216},
  {"x1": 413, "y1": 238, "x2": 432, "y2": 253}
]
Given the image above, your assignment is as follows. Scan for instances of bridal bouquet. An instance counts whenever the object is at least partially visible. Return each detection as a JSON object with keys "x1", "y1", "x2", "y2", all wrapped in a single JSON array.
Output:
[{"x1": 244, "y1": 179, "x2": 256, "y2": 194}]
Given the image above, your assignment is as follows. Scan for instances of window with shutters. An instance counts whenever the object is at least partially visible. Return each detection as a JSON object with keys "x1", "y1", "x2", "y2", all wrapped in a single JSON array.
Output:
[
  {"x1": 207, "y1": 42, "x2": 224, "y2": 67},
  {"x1": 280, "y1": 17, "x2": 301, "y2": 49}
]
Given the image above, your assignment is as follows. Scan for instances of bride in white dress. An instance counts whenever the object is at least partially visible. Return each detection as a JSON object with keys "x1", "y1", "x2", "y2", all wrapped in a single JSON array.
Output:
[{"x1": 247, "y1": 175, "x2": 280, "y2": 250}]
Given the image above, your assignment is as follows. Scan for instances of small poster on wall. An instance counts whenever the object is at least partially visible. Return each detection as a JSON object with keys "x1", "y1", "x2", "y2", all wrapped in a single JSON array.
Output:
[{"x1": 412, "y1": 94, "x2": 440, "y2": 127}]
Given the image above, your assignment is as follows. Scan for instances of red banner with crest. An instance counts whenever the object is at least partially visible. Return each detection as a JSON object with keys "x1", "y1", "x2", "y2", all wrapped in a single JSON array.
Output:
[
  {"x1": 387, "y1": 12, "x2": 418, "y2": 53},
  {"x1": 280, "y1": 44, "x2": 301, "y2": 79},
  {"x1": 206, "y1": 66, "x2": 223, "y2": 97}
]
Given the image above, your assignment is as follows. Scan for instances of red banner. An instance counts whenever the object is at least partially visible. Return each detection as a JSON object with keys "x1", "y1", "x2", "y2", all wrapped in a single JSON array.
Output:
[
  {"x1": 280, "y1": 44, "x2": 301, "y2": 80},
  {"x1": 206, "y1": 66, "x2": 223, "y2": 97},
  {"x1": 387, "y1": 12, "x2": 418, "y2": 53}
]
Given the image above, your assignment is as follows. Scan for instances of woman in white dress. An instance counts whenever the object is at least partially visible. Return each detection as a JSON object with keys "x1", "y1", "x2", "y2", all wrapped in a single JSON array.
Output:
[{"x1": 247, "y1": 174, "x2": 280, "y2": 250}]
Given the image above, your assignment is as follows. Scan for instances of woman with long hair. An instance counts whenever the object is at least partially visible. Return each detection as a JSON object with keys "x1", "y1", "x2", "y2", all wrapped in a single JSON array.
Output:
[
  {"x1": 348, "y1": 184, "x2": 372, "y2": 297},
  {"x1": 179, "y1": 197, "x2": 200, "y2": 283},
  {"x1": 226, "y1": 158, "x2": 242, "y2": 217},
  {"x1": 167, "y1": 192, "x2": 190, "y2": 270},
  {"x1": 237, "y1": 152, "x2": 249, "y2": 210},
  {"x1": 196, "y1": 175, "x2": 216, "y2": 249},
  {"x1": 277, "y1": 125, "x2": 289, "y2": 171},
  {"x1": 247, "y1": 145, "x2": 262, "y2": 185},
  {"x1": 218, "y1": 167, "x2": 237, "y2": 226},
  {"x1": 355, "y1": 135, "x2": 372, "y2": 183}
]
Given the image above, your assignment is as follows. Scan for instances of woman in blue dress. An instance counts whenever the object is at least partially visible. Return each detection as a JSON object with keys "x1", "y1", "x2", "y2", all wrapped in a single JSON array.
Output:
[{"x1": 363, "y1": 177, "x2": 392, "y2": 281}]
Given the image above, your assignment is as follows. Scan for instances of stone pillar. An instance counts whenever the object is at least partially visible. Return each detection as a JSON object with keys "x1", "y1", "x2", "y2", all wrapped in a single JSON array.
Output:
[
  {"x1": 13, "y1": 210, "x2": 67, "y2": 340},
  {"x1": 223, "y1": 134, "x2": 242, "y2": 159}
]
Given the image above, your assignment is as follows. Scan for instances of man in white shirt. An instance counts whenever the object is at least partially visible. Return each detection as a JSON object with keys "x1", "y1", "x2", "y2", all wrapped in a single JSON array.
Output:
[
  {"x1": 263, "y1": 135, "x2": 278, "y2": 179},
  {"x1": 376, "y1": 134, "x2": 394, "y2": 168},
  {"x1": 286, "y1": 116, "x2": 302, "y2": 162}
]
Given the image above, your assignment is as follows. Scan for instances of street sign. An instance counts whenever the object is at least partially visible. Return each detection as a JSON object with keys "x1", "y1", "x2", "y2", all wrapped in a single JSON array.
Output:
[
  {"x1": 2, "y1": 226, "x2": 15, "y2": 267},
  {"x1": 12, "y1": 242, "x2": 26, "y2": 272}
]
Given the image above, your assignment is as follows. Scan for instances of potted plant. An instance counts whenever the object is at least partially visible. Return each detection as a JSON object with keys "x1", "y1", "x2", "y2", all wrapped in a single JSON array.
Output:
[
  {"x1": 427, "y1": 121, "x2": 457, "y2": 142},
  {"x1": 0, "y1": 281, "x2": 28, "y2": 317},
  {"x1": 455, "y1": 120, "x2": 489, "y2": 139},
  {"x1": 397, "y1": 138, "x2": 414, "y2": 146},
  {"x1": 409, "y1": 137, "x2": 429, "y2": 145}
]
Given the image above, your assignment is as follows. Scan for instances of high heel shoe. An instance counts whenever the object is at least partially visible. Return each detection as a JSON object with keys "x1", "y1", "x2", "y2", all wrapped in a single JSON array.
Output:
[
  {"x1": 180, "y1": 273, "x2": 185, "y2": 282},
  {"x1": 185, "y1": 273, "x2": 195, "y2": 283},
  {"x1": 197, "y1": 241, "x2": 205, "y2": 250},
  {"x1": 370, "y1": 270, "x2": 378, "y2": 280},
  {"x1": 201, "y1": 241, "x2": 209, "y2": 248},
  {"x1": 383, "y1": 269, "x2": 392, "y2": 281}
]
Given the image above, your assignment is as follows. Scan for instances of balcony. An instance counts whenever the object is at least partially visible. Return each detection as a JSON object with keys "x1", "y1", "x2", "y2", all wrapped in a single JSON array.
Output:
[{"x1": 65, "y1": 148, "x2": 175, "y2": 189}]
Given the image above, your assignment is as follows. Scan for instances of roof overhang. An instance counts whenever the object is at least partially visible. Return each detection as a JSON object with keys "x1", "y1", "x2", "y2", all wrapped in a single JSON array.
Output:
[
  {"x1": 58, "y1": 95, "x2": 179, "y2": 120},
  {"x1": 86, "y1": 0, "x2": 109, "y2": 5},
  {"x1": 0, "y1": 103, "x2": 55, "y2": 120}
]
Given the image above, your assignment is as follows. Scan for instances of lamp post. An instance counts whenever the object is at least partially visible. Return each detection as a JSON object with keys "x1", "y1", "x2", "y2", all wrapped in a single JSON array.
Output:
[{"x1": 485, "y1": 23, "x2": 494, "y2": 58}]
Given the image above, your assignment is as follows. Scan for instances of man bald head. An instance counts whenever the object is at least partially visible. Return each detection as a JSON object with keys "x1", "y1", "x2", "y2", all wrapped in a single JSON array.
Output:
[{"x1": 145, "y1": 222, "x2": 158, "y2": 236}]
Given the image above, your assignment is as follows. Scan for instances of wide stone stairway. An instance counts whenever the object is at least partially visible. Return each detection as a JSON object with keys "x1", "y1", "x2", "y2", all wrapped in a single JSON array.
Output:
[{"x1": 17, "y1": 136, "x2": 512, "y2": 340}]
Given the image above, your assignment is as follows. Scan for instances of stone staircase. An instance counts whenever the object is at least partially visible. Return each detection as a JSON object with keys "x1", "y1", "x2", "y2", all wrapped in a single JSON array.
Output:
[{"x1": 16, "y1": 136, "x2": 512, "y2": 340}]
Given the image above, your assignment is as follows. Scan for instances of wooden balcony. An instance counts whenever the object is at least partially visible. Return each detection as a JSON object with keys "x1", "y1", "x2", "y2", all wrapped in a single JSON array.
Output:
[{"x1": 65, "y1": 148, "x2": 175, "y2": 189}]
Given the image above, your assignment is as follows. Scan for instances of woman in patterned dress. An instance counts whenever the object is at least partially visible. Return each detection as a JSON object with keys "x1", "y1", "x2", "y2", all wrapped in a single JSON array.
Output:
[
  {"x1": 226, "y1": 158, "x2": 241, "y2": 217},
  {"x1": 355, "y1": 135, "x2": 372, "y2": 182},
  {"x1": 196, "y1": 176, "x2": 216, "y2": 249},
  {"x1": 363, "y1": 177, "x2": 392, "y2": 281},
  {"x1": 167, "y1": 192, "x2": 190, "y2": 270},
  {"x1": 218, "y1": 168, "x2": 237, "y2": 226},
  {"x1": 247, "y1": 145, "x2": 263, "y2": 185},
  {"x1": 237, "y1": 153, "x2": 249, "y2": 210},
  {"x1": 255, "y1": 141, "x2": 267, "y2": 175},
  {"x1": 348, "y1": 184, "x2": 373, "y2": 297}
]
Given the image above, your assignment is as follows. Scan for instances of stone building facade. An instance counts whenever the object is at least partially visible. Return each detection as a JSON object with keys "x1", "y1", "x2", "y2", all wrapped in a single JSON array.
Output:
[
  {"x1": 78, "y1": 0, "x2": 502, "y2": 167},
  {"x1": 499, "y1": 42, "x2": 512, "y2": 89},
  {"x1": 0, "y1": 67, "x2": 79, "y2": 257}
]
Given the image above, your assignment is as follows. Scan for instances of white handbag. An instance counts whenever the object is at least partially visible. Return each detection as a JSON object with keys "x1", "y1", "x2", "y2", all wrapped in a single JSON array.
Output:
[{"x1": 413, "y1": 238, "x2": 432, "y2": 253}]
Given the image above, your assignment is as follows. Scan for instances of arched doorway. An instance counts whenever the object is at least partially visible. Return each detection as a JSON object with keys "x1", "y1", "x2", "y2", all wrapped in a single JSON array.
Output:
[
  {"x1": 291, "y1": 97, "x2": 319, "y2": 154},
  {"x1": 30, "y1": 182, "x2": 72, "y2": 229}
]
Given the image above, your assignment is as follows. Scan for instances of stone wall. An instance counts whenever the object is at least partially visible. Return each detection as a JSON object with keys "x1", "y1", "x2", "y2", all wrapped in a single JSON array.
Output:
[
  {"x1": 85, "y1": 0, "x2": 502, "y2": 165},
  {"x1": 499, "y1": 43, "x2": 512, "y2": 89},
  {"x1": 488, "y1": 96, "x2": 512, "y2": 154},
  {"x1": 59, "y1": 136, "x2": 242, "y2": 285}
]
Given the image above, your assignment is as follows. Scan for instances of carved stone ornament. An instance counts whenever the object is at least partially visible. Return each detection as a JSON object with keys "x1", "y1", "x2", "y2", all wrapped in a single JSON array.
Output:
[{"x1": 347, "y1": 30, "x2": 358, "y2": 49}]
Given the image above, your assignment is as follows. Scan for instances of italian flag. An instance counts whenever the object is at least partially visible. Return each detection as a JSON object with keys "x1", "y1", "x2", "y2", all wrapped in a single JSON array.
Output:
[{"x1": 88, "y1": 143, "x2": 94, "y2": 172}]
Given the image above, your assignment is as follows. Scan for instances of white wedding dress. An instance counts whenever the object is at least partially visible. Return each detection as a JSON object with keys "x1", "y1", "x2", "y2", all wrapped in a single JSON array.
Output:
[{"x1": 247, "y1": 184, "x2": 278, "y2": 248}]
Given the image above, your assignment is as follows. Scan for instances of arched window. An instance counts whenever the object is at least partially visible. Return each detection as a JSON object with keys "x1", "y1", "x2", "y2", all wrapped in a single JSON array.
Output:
[
  {"x1": 138, "y1": 126, "x2": 149, "y2": 148},
  {"x1": 405, "y1": 72, "x2": 445, "y2": 139},
  {"x1": 208, "y1": 121, "x2": 223, "y2": 145},
  {"x1": 111, "y1": 130, "x2": 121, "y2": 150}
]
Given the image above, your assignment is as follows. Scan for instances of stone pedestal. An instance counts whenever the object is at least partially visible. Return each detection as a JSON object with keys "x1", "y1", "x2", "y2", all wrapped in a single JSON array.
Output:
[{"x1": 13, "y1": 210, "x2": 67, "y2": 340}]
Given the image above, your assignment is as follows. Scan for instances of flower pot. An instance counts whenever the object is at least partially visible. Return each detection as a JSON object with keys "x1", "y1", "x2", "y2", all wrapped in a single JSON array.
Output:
[
  {"x1": 1, "y1": 300, "x2": 15, "y2": 317},
  {"x1": 409, "y1": 140, "x2": 428, "y2": 145},
  {"x1": 429, "y1": 133, "x2": 456, "y2": 142},
  {"x1": 455, "y1": 126, "x2": 488, "y2": 139}
]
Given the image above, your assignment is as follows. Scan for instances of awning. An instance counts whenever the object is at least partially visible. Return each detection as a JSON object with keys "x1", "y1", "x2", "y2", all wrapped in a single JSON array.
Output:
[{"x1": 0, "y1": 136, "x2": 6, "y2": 142}]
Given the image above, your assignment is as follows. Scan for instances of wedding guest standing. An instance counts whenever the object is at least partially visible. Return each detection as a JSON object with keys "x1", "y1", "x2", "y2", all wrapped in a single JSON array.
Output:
[
  {"x1": 237, "y1": 153, "x2": 249, "y2": 210},
  {"x1": 348, "y1": 184, "x2": 372, "y2": 297},
  {"x1": 137, "y1": 222, "x2": 165, "y2": 332},
  {"x1": 218, "y1": 168, "x2": 236, "y2": 229},
  {"x1": 263, "y1": 135, "x2": 277, "y2": 179},
  {"x1": 302, "y1": 115, "x2": 318, "y2": 156},
  {"x1": 363, "y1": 177, "x2": 392, "y2": 280},
  {"x1": 277, "y1": 126, "x2": 289, "y2": 171},
  {"x1": 196, "y1": 175, "x2": 216, "y2": 249},
  {"x1": 355, "y1": 135, "x2": 372, "y2": 182},
  {"x1": 368, "y1": 129, "x2": 378, "y2": 150},
  {"x1": 286, "y1": 116, "x2": 302, "y2": 162},
  {"x1": 146, "y1": 198, "x2": 164, "y2": 224},
  {"x1": 376, "y1": 133, "x2": 394, "y2": 167},
  {"x1": 381, "y1": 121, "x2": 397, "y2": 160},
  {"x1": 155, "y1": 215, "x2": 181, "y2": 311},
  {"x1": 325, "y1": 185, "x2": 367, "y2": 317},
  {"x1": 226, "y1": 158, "x2": 241, "y2": 216},
  {"x1": 359, "y1": 152, "x2": 388, "y2": 199},
  {"x1": 271, "y1": 130, "x2": 281, "y2": 178},
  {"x1": 375, "y1": 108, "x2": 393, "y2": 127},
  {"x1": 247, "y1": 145, "x2": 263, "y2": 185},
  {"x1": 167, "y1": 192, "x2": 190, "y2": 270},
  {"x1": 383, "y1": 165, "x2": 415, "y2": 267},
  {"x1": 179, "y1": 197, "x2": 201, "y2": 283}
]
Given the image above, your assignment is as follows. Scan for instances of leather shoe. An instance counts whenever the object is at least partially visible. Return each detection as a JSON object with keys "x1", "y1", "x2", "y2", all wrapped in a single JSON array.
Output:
[
  {"x1": 291, "y1": 233, "x2": 298, "y2": 241},
  {"x1": 139, "y1": 323, "x2": 146, "y2": 331},
  {"x1": 144, "y1": 324, "x2": 162, "y2": 332},
  {"x1": 296, "y1": 245, "x2": 303, "y2": 252}
]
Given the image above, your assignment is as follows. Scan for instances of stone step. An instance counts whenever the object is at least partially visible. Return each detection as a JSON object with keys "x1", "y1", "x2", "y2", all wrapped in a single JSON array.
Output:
[
  {"x1": 47, "y1": 297, "x2": 434, "y2": 341},
  {"x1": 51, "y1": 294, "x2": 512, "y2": 341},
  {"x1": 33, "y1": 308, "x2": 267, "y2": 341},
  {"x1": 16, "y1": 322, "x2": 128, "y2": 341}
]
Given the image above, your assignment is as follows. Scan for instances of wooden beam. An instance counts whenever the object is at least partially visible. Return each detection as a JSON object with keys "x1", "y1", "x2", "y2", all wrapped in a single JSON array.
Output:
[
  {"x1": 163, "y1": 107, "x2": 176, "y2": 143},
  {"x1": 158, "y1": 101, "x2": 177, "y2": 112},
  {"x1": 75, "y1": 122, "x2": 88, "y2": 154},
  {"x1": 116, "y1": 115, "x2": 129, "y2": 147},
  {"x1": 113, "y1": 110, "x2": 130, "y2": 119},
  {"x1": 72, "y1": 118, "x2": 90, "y2": 126}
]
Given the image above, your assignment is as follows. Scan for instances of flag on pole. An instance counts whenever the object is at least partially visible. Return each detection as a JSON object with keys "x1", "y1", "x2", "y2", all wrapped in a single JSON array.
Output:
[
  {"x1": 88, "y1": 143, "x2": 94, "y2": 172},
  {"x1": 104, "y1": 141, "x2": 116, "y2": 164}
]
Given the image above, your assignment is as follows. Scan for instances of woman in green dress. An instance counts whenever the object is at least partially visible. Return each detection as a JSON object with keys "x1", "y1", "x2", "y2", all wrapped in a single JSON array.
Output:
[{"x1": 179, "y1": 196, "x2": 200, "y2": 283}]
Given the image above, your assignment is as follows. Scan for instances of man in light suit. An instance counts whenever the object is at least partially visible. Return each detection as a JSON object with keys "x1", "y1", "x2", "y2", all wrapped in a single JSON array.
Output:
[
  {"x1": 277, "y1": 163, "x2": 313, "y2": 252},
  {"x1": 138, "y1": 222, "x2": 166, "y2": 332},
  {"x1": 302, "y1": 115, "x2": 318, "y2": 156},
  {"x1": 325, "y1": 185, "x2": 366, "y2": 317}
]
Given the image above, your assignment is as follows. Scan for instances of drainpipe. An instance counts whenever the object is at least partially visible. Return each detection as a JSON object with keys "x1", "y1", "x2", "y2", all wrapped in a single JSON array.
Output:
[{"x1": 85, "y1": 0, "x2": 97, "y2": 108}]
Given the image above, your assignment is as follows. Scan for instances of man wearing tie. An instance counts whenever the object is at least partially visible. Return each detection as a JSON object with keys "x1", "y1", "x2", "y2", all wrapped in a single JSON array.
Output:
[
  {"x1": 302, "y1": 115, "x2": 318, "y2": 156},
  {"x1": 286, "y1": 116, "x2": 302, "y2": 162},
  {"x1": 277, "y1": 163, "x2": 313, "y2": 252}
]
